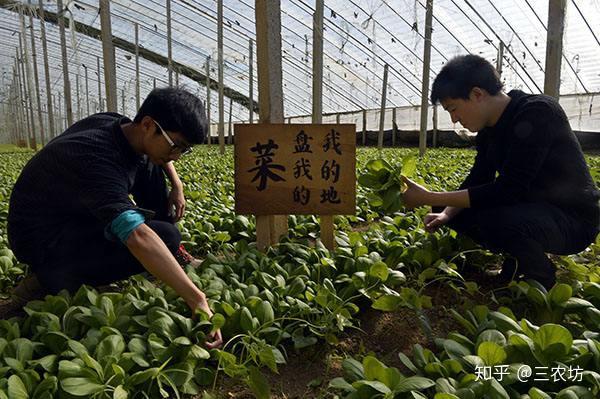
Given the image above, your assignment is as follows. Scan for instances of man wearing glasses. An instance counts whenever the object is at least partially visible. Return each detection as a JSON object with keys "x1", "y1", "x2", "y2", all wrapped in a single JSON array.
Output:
[{"x1": 7, "y1": 87, "x2": 222, "y2": 348}]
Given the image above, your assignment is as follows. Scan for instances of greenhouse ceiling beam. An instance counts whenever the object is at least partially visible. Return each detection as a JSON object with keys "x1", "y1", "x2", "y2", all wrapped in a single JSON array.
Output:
[{"x1": 0, "y1": 0, "x2": 259, "y2": 113}]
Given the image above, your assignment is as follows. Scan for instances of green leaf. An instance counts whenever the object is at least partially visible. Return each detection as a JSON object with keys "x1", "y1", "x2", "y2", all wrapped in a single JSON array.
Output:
[
  {"x1": 477, "y1": 342, "x2": 507, "y2": 366},
  {"x1": 362, "y1": 356, "x2": 388, "y2": 382},
  {"x1": 382, "y1": 188, "x2": 403, "y2": 212},
  {"x1": 372, "y1": 295, "x2": 403, "y2": 311},
  {"x1": 365, "y1": 159, "x2": 389, "y2": 173},
  {"x1": 128, "y1": 368, "x2": 160, "y2": 386},
  {"x1": 489, "y1": 311, "x2": 522, "y2": 333},
  {"x1": 398, "y1": 352, "x2": 418, "y2": 374},
  {"x1": 211, "y1": 313, "x2": 226, "y2": 332},
  {"x1": 487, "y1": 378, "x2": 509, "y2": 399},
  {"x1": 258, "y1": 347, "x2": 278, "y2": 373},
  {"x1": 476, "y1": 330, "x2": 506, "y2": 348},
  {"x1": 528, "y1": 387, "x2": 551, "y2": 399},
  {"x1": 342, "y1": 358, "x2": 364, "y2": 382},
  {"x1": 9, "y1": 338, "x2": 34, "y2": 363},
  {"x1": 113, "y1": 385, "x2": 128, "y2": 399},
  {"x1": 189, "y1": 344, "x2": 210, "y2": 360},
  {"x1": 395, "y1": 376, "x2": 435, "y2": 392},
  {"x1": 369, "y1": 261, "x2": 389, "y2": 281},
  {"x1": 534, "y1": 324, "x2": 573, "y2": 358},
  {"x1": 556, "y1": 386, "x2": 593, "y2": 399},
  {"x1": 247, "y1": 366, "x2": 270, "y2": 399},
  {"x1": 401, "y1": 155, "x2": 417, "y2": 177},
  {"x1": 328, "y1": 377, "x2": 355, "y2": 392},
  {"x1": 358, "y1": 174, "x2": 383, "y2": 190},
  {"x1": 352, "y1": 380, "x2": 391, "y2": 394},
  {"x1": 549, "y1": 284, "x2": 572, "y2": 306},
  {"x1": 60, "y1": 377, "x2": 105, "y2": 396},
  {"x1": 443, "y1": 339, "x2": 471, "y2": 360},
  {"x1": 96, "y1": 334, "x2": 125, "y2": 361},
  {"x1": 8, "y1": 375, "x2": 28, "y2": 399}
]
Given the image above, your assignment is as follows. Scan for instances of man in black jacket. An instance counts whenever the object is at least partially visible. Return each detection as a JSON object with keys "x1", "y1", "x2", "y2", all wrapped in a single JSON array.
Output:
[
  {"x1": 402, "y1": 55, "x2": 599, "y2": 289},
  {"x1": 8, "y1": 87, "x2": 221, "y2": 347}
]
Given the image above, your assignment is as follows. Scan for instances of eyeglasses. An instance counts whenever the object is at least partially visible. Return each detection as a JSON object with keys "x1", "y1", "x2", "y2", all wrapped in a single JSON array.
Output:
[{"x1": 154, "y1": 120, "x2": 193, "y2": 156}]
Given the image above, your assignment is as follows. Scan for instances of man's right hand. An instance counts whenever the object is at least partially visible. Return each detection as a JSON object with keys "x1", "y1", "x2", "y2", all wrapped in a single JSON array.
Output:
[
  {"x1": 423, "y1": 212, "x2": 451, "y2": 233},
  {"x1": 188, "y1": 297, "x2": 223, "y2": 349}
]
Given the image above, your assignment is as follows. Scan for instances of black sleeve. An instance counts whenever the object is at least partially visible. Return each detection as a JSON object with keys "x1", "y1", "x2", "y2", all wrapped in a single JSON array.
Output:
[
  {"x1": 468, "y1": 105, "x2": 557, "y2": 208},
  {"x1": 76, "y1": 151, "x2": 138, "y2": 227},
  {"x1": 458, "y1": 131, "x2": 495, "y2": 190}
]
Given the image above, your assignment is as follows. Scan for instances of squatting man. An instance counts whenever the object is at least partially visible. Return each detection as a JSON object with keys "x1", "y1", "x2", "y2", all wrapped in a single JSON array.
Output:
[
  {"x1": 8, "y1": 87, "x2": 222, "y2": 348},
  {"x1": 401, "y1": 54, "x2": 599, "y2": 289}
]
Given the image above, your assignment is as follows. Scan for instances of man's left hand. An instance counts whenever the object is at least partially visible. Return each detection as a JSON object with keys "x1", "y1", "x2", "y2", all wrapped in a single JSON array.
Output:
[
  {"x1": 168, "y1": 185, "x2": 186, "y2": 221},
  {"x1": 401, "y1": 176, "x2": 432, "y2": 209}
]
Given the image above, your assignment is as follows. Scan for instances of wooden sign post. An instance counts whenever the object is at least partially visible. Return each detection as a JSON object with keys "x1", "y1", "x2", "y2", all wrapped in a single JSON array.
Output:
[{"x1": 235, "y1": 124, "x2": 356, "y2": 249}]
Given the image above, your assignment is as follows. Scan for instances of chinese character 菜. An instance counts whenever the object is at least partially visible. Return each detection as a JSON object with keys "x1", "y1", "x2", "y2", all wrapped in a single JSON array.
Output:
[{"x1": 248, "y1": 139, "x2": 286, "y2": 191}]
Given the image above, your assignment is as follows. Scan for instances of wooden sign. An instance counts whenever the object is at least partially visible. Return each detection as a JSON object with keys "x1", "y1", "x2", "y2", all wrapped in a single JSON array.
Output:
[{"x1": 235, "y1": 124, "x2": 356, "y2": 215}]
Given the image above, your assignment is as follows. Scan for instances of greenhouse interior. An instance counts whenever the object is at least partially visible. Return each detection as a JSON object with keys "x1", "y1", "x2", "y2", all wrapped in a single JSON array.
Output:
[{"x1": 0, "y1": 0, "x2": 599, "y2": 397}]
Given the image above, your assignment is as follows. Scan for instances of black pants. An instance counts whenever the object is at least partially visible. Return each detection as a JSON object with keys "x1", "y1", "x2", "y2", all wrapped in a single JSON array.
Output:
[
  {"x1": 35, "y1": 160, "x2": 179, "y2": 293},
  {"x1": 440, "y1": 203, "x2": 598, "y2": 287}
]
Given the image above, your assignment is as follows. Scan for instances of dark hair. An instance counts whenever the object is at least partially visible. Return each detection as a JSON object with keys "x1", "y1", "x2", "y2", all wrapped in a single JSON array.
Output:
[
  {"x1": 134, "y1": 87, "x2": 207, "y2": 144},
  {"x1": 431, "y1": 54, "x2": 503, "y2": 104}
]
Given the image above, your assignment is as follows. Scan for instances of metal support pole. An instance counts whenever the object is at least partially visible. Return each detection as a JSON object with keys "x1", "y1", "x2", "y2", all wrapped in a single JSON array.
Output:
[
  {"x1": 362, "y1": 109, "x2": 367, "y2": 146},
  {"x1": 17, "y1": 41, "x2": 33, "y2": 148},
  {"x1": 96, "y1": 56, "x2": 103, "y2": 111},
  {"x1": 28, "y1": 2, "x2": 44, "y2": 147},
  {"x1": 227, "y1": 97, "x2": 233, "y2": 144},
  {"x1": 15, "y1": 56, "x2": 29, "y2": 147},
  {"x1": 392, "y1": 107, "x2": 397, "y2": 147},
  {"x1": 249, "y1": 39, "x2": 254, "y2": 124},
  {"x1": 496, "y1": 42, "x2": 504, "y2": 75},
  {"x1": 57, "y1": 0, "x2": 73, "y2": 125},
  {"x1": 19, "y1": 11, "x2": 37, "y2": 148},
  {"x1": 167, "y1": 0, "x2": 173, "y2": 86},
  {"x1": 378, "y1": 64, "x2": 388, "y2": 150},
  {"x1": 38, "y1": 0, "x2": 54, "y2": 143},
  {"x1": 57, "y1": 94, "x2": 62, "y2": 131},
  {"x1": 218, "y1": 0, "x2": 225, "y2": 154},
  {"x1": 76, "y1": 74, "x2": 81, "y2": 120},
  {"x1": 205, "y1": 56, "x2": 211, "y2": 144},
  {"x1": 312, "y1": 0, "x2": 323, "y2": 124},
  {"x1": 84, "y1": 65, "x2": 90, "y2": 116},
  {"x1": 432, "y1": 104, "x2": 438, "y2": 148},
  {"x1": 135, "y1": 22, "x2": 140, "y2": 110},
  {"x1": 419, "y1": 0, "x2": 433, "y2": 157}
]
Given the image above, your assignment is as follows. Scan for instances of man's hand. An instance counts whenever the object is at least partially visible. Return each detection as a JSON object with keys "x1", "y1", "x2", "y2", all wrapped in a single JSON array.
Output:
[
  {"x1": 188, "y1": 296, "x2": 223, "y2": 349},
  {"x1": 168, "y1": 185, "x2": 186, "y2": 222},
  {"x1": 423, "y1": 212, "x2": 451, "y2": 233},
  {"x1": 401, "y1": 176, "x2": 432, "y2": 209}
]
